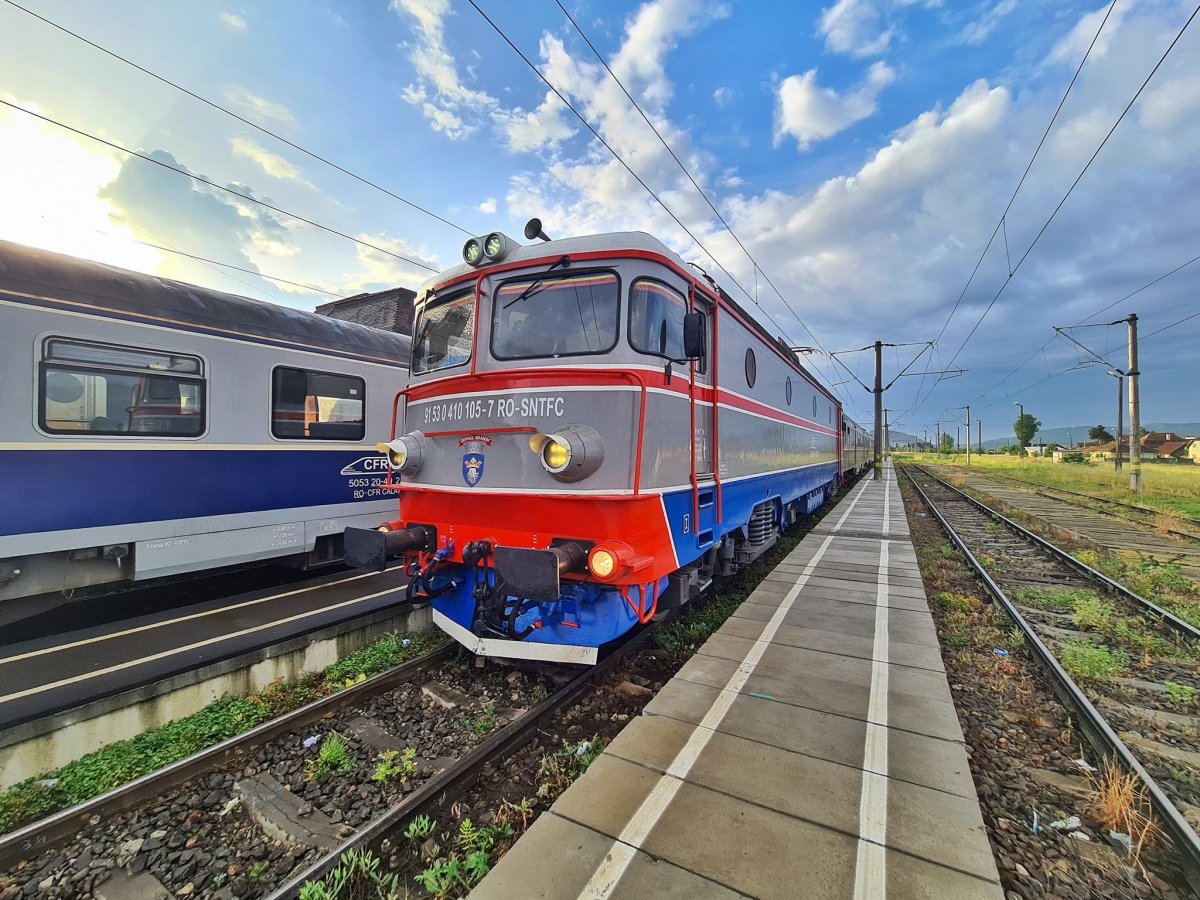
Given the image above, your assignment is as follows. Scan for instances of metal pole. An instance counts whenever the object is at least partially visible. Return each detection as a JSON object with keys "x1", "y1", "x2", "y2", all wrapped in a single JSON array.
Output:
[
  {"x1": 965, "y1": 405, "x2": 971, "y2": 467},
  {"x1": 1128, "y1": 314, "x2": 1141, "y2": 493},
  {"x1": 977, "y1": 418, "x2": 982, "y2": 454},
  {"x1": 956, "y1": 425, "x2": 960, "y2": 452},
  {"x1": 873, "y1": 340, "x2": 882, "y2": 480},
  {"x1": 936, "y1": 423, "x2": 941, "y2": 455},
  {"x1": 1113, "y1": 373, "x2": 1123, "y2": 472},
  {"x1": 883, "y1": 408, "x2": 890, "y2": 459}
]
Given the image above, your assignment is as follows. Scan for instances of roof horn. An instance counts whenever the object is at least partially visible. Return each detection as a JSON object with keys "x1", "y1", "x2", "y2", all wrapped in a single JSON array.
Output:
[{"x1": 524, "y1": 217, "x2": 552, "y2": 243}]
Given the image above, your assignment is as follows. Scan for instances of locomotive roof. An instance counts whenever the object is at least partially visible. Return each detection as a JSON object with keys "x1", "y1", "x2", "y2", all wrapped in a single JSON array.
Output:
[
  {"x1": 422, "y1": 229, "x2": 838, "y2": 406},
  {"x1": 0, "y1": 239, "x2": 411, "y2": 364}
]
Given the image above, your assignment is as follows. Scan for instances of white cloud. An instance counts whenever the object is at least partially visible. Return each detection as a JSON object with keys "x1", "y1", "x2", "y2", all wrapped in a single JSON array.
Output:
[
  {"x1": 713, "y1": 86, "x2": 737, "y2": 107},
  {"x1": 819, "y1": 0, "x2": 892, "y2": 58},
  {"x1": 478, "y1": 198, "x2": 497, "y2": 214},
  {"x1": 222, "y1": 87, "x2": 298, "y2": 129},
  {"x1": 219, "y1": 12, "x2": 248, "y2": 33},
  {"x1": 1046, "y1": 1, "x2": 1128, "y2": 67},
  {"x1": 391, "y1": 0, "x2": 496, "y2": 139},
  {"x1": 230, "y1": 138, "x2": 314, "y2": 188},
  {"x1": 342, "y1": 233, "x2": 441, "y2": 293},
  {"x1": 774, "y1": 61, "x2": 896, "y2": 150},
  {"x1": 956, "y1": 0, "x2": 1017, "y2": 46}
]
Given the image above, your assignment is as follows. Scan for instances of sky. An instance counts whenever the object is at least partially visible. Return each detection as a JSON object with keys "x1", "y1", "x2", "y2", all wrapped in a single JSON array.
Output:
[{"x1": 1, "y1": 0, "x2": 1197, "y2": 441}]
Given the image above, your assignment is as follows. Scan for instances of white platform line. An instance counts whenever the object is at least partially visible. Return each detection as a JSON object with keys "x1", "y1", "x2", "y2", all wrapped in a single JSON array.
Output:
[
  {"x1": 854, "y1": 473, "x2": 892, "y2": 898},
  {"x1": 0, "y1": 568, "x2": 397, "y2": 668},
  {"x1": 0, "y1": 586, "x2": 406, "y2": 706},
  {"x1": 578, "y1": 477, "x2": 874, "y2": 899}
]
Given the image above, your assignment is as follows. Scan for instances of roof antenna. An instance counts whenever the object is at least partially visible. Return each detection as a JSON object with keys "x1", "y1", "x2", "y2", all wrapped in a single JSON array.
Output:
[{"x1": 524, "y1": 217, "x2": 552, "y2": 243}]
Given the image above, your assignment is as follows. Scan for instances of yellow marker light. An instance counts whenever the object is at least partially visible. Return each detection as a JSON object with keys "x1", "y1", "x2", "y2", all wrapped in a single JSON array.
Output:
[
  {"x1": 589, "y1": 548, "x2": 616, "y2": 578},
  {"x1": 542, "y1": 440, "x2": 571, "y2": 471},
  {"x1": 376, "y1": 440, "x2": 408, "y2": 468}
]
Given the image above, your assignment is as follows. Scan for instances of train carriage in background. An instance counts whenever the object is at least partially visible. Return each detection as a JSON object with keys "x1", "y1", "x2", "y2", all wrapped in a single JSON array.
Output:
[
  {"x1": 0, "y1": 240, "x2": 410, "y2": 604},
  {"x1": 348, "y1": 222, "x2": 870, "y2": 663}
]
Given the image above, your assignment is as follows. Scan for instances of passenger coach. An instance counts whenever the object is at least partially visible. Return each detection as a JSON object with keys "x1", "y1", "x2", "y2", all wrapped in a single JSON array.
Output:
[
  {"x1": 349, "y1": 222, "x2": 867, "y2": 663},
  {"x1": 0, "y1": 241, "x2": 410, "y2": 603}
]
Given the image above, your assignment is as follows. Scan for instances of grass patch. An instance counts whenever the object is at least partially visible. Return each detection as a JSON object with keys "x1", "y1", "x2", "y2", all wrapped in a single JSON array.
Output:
[
  {"x1": 1058, "y1": 639, "x2": 1127, "y2": 681},
  {"x1": 934, "y1": 592, "x2": 982, "y2": 613},
  {"x1": 0, "y1": 628, "x2": 446, "y2": 836},
  {"x1": 1009, "y1": 585, "x2": 1098, "y2": 612},
  {"x1": 1070, "y1": 595, "x2": 1116, "y2": 631}
]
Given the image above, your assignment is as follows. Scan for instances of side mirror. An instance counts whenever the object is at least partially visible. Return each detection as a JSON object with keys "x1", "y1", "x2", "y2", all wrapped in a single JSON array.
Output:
[{"x1": 683, "y1": 312, "x2": 705, "y2": 360}]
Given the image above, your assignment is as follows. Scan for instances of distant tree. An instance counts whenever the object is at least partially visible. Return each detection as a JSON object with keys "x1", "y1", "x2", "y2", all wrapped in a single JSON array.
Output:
[
  {"x1": 1013, "y1": 413, "x2": 1041, "y2": 448},
  {"x1": 1138, "y1": 426, "x2": 1149, "y2": 436},
  {"x1": 1045, "y1": 442, "x2": 1060, "y2": 453},
  {"x1": 939, "y1": 432, "x2": 954, "y2": 454},
  {"x1": 1088, "y1": 425, "x2": 1113, "y2": 443}
]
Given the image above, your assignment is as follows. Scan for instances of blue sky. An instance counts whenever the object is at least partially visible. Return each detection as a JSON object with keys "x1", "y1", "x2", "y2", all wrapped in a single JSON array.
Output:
[{"x1": 1, "y1": 0, "x2": 1197, "y2": 440}]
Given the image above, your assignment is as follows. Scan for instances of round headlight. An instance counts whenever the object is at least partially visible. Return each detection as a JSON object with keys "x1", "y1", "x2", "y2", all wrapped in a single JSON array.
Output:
[
  {"x1": 542, "y1": 439, "x2": 571, "y2": 473},
  {"x1": 462, "y1": 238, "x2": 482, "y2": 266},
  {"x1": 484, "y1": 232, "x2": 506, "y2": 260},
  {"x1": 376, "y1": 432, "x2": 425, "y2": 474},
  {"x1": 589, "y1": 548, "x2": 616, "y2": 578}
]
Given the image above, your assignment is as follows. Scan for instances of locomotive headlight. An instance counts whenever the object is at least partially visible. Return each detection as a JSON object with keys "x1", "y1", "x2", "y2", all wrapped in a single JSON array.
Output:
[
  {"x1": 462, "y1": 238, "x2": 483, "y2": 266},
  {"x1": 483, "y1": 232, "x2": 507, "y2": 260},
  {"x1": 542, "y1": 438, "x2": 572, "y2": 472},
  {"x1": 528, "y1": 425, "x2": 604, "y2": 482},
  {"x1": 376, "y1": 430, "x2": 426, "y2": 474}
]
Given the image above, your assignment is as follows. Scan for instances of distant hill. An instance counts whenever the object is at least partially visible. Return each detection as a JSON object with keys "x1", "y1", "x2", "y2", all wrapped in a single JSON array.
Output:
[{"x1": 884, "y1": 422, "x2": 1200, "y2": 451}]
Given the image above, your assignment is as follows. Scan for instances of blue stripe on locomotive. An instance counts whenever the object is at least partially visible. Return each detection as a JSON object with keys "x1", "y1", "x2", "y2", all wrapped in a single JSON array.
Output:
[
  {"x1": 432, "y1": 462, "x2": 840, "y2": 651},
  {"x1": 0, "y1": 450, "x2": 392, "y2": 537}
]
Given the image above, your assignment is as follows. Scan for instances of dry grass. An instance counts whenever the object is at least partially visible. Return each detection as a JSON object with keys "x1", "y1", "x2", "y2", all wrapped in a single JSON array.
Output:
[{"x1": 1087, "y1": 760, "x2": 1161, "y2": 867}]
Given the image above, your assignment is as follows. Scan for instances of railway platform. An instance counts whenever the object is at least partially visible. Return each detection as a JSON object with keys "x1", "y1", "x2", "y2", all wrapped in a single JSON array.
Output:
[{"x1": 474, "y1": 463, "x2": 1003, "y2": 899}]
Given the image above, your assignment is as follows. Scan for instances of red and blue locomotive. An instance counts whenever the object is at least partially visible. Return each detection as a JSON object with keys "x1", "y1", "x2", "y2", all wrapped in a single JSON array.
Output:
[{"x1": 346, "y1": 221, "x2": 871, "y2": 663}]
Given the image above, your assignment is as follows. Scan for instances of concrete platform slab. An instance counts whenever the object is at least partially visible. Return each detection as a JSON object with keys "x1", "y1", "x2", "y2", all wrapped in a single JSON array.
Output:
[{"x1": 472, "y1": 464, "x2": 999, "y2": 899}]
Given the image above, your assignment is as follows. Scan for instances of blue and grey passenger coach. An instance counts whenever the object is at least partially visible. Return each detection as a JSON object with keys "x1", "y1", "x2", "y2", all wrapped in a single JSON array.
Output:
[{"x1": 0, "y1": 240, "x2": 410, "y2": 603}]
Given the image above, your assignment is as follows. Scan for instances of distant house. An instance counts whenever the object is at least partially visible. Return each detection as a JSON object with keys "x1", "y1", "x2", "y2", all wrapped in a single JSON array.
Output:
[
  {"x1": 316, "y1": 286, "x2": 417, "y2": 336},
  {"x1": 1084, "y1": 434, "x2": 1196, "y2": 464}
]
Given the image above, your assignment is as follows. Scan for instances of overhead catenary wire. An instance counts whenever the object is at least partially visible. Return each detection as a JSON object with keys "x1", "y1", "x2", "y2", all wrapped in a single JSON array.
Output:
[
  {"x1": 969, "y1": 251, "x2": 1200, "y2": 406},
  {"x1": 552, "y1": 0, "x2": 830, "y2": 359},
  {"x1": 912, "y1": 2, "x2": 1199, "y2": 418},
  {"x1": 465, "y1": 0, "x2": 862, "y2": 413},
  {"x1": 0, "y1": 100, "x2": 439, "y2": 274},
  {"x1": 1, "y1": 0, "x2": 474, "y2": 239}
]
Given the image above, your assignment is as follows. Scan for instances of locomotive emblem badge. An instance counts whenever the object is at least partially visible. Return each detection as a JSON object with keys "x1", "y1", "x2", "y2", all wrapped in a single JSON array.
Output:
[{"x1": 459, "y1": 437, "x2": 490, "y2": 487}]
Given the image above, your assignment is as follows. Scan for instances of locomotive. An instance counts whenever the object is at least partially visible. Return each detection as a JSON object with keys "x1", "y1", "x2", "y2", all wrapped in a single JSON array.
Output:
[{"x1": 346, "y1": 221, "x2": 871, "y2": 663}]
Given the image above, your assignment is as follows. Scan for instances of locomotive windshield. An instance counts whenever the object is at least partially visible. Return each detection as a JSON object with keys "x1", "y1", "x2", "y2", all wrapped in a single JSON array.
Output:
[
  {"x1": 491, "y1": 271, "x2": 618, "y2": 359},
  {"x1": 413, "y1": 290, "x2": 474, "y2": 373}
]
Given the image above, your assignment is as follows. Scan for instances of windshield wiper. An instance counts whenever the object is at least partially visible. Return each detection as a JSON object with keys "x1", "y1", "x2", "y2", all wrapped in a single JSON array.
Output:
[{"x1": 502, "y1": 255, "x2": 571, "y2": 309}]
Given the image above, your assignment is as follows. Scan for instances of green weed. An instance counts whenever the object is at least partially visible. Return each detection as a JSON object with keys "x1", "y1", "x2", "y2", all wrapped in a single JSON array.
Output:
[
  {"x1": 1164, "y1": 682, "x2": 1197, "y2": 704},
  {"x1": 1071, "y1": 595, "x2": 1115, "y2": 631},
  {"x1": 934, "y1": 592, "x2": 981, "y2": 613},
  {"x1": 372, "y1": 747, "x2": 418, "y2": 785},
  {"x1": 299, "y1": 848, "x2": 401, "y2": 900},
  {"x1": 306, "y1": 733, "x2": 356, "y2": 781},
  {"x1": 405, "y1": 814, "x2": 436, "y2": 842},
  {"x1": 1059, "y1": 640, "x2": 1127, "y2": 681}
]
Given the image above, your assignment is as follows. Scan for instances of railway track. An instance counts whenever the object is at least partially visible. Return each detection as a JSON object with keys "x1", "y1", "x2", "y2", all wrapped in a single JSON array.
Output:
[
  {"x1": 0, "y1": 625, "x2": 650, "y2": 899},
  {"x1": 902, "y1": 463, "x2": 1200, "y2": 893},
  {"x1": 973, "y1": 469, "x2": 1200, "y2": 543}
]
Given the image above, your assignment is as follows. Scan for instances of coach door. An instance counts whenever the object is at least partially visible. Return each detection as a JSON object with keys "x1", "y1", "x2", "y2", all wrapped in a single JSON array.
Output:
[{"x1": 690, "y1": 290, "x2": 716, "y2": 549}]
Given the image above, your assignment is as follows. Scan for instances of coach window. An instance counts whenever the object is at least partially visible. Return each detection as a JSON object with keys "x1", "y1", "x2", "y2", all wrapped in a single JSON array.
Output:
[
  {"x1": 413, "y1": 289, "x2": 474, "y2": 373},
  {"x1": 493, "y1": 270, "x2": 619, "y2": 359},
  {"x1": 271, "y1": 368, "x2": 364, "y2": 440},
  {"x1": 744, "y1": 348, "x2": 756, "y2": 388},
  {"x1": 39, "y1": 338, "x2": 205, "y2": 436},
  {"x1": 785, "y1": 376, "x2": 793, "y2": 405}
]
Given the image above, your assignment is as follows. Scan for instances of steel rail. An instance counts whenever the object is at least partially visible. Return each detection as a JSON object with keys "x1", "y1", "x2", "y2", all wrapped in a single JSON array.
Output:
[
  {"x1": 955, "y1": 469, "x2": 1200, "y2": 541},
  {"x1": 265, "y1": 629, "x2": 650, "y2": 898},
  {"x1": 911, "y1": 464, "x2": 1200, "y2": 640},
  {"x1": 0, "y1": 643, "x2": 455, "y2": 869},
  {"x1": 902, "y1": 464, "x2": 1200, "y2": 893}
]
